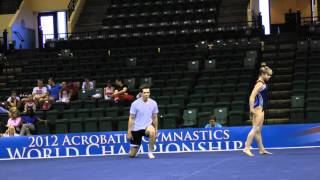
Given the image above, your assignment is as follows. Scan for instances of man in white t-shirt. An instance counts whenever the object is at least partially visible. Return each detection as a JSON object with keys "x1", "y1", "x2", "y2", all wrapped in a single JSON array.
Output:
[
  {"x1": 32, "y1": 80, "x2": 48, "y2": 104},
  {"x1": 128, "y1": 85, "x2": 159, "y2": 159}
]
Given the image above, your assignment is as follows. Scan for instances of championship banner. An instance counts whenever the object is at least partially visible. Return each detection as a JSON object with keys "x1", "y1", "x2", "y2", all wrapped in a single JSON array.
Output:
[{"x1": 0, "y1": 124, "x2": 319, "y2": 160}]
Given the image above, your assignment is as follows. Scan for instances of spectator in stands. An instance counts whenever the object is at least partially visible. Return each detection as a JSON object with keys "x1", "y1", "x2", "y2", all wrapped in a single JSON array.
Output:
[
  {"x1": 6, "y1": 91, "x2": 20, "y2": 110},
  {"x1": 20, "y1": 107, "x2": 47, "y2": 136},
  {"x1": 104, "y1": 81, "x2": 114, "y2": 100},
  {"x1": 1, "y1": 125, "x2": 18, "y2": 137},
  {"x1": 205, "y1": 116, "x2": 222, "y2": 128},
  {"x1": 47, "y1": 78, "x2": 62, "y2": 102},
  {"x1": 32, "y1": 79, "x2": 48, "y2": 105},
  {"x1": 113, "y1": 79, "x2": 134, "y2": 103},
  {"x1": 6, "y1": 109, "x2": 22, "y2": 134},
  {"x1": 24, "y1": 95, "x2": 36, "y2": 112},
  {"x1": 58, "y1": 82, "x2": 72, "y2": 103},
  {"x1": 68, "y1": 81, "x2": 79, "y2": 100},
  {"x1": 0, "y1": 102, "x2": 9, "y2": 114},
  {"x1": 82, "y1": 78, "x2": 94, "y2": 91}
]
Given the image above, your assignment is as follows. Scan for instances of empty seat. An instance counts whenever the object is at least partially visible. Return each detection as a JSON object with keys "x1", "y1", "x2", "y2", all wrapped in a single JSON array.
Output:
[
  {"x1": 55, "y1": 119, "x2": 69, "y2": 134},
  {"x1": 77, "y1": 108, "x2": 91, "y2": 118},
  {"x1": 116, "y1": 116, "x2": 129, "y2": 131},
  {"x1": 182, "y1": 109, "x2": 197, "y2": 127},
  {"x1": 157, "y1": 96, "x2": 171, "y2": 105},
  {"x1": 99, "y1": 117, "x2": 113, "y2": 131},
  {"x1": 81, "y1": 116, "x2": 98, "y2": 131},
  {"x1": 290, "y1": 108, "x2": 305, "y2": 124},
  {"x1": 83, "y1": 100, "x2": 96, "y2": 109},
  {"x1": 105, "y1": 107, "x2": 119, "y2": 118},
  {"x1": 69, "y1": 118, "x2": 83, "y2": 133},
  {"x1": 160, "y1": 114, "x2": 177, "y2": 129},
  {"x1": 228, "y1": 111, "x2": 245, "y2": 126},
  {"x1": 214, "y1": 107, "x2": 228, "y2": 125},
  {"x1": 189, "y1": 94, "x2": 203, "y2": 103},
  {"x1": 63, "y1": 109, "x2": 77, "y2": 119},
  {"x1": 45, "y1": 110, "x2": 60, "y2": 121},
  {"x1": 91, "y1": 108, "x2": 105, "y2": 117},
  {"x1": 166, "y1": 103, "x2": 180, "y2": 116}
]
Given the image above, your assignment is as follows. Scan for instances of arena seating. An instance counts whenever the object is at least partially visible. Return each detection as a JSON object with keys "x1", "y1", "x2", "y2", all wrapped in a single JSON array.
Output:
[
  {"x1": 1, "y1": 0, "x2": 319, "y2": 135},
  {"x1": 1, "y1": 36, "x2": 261, "y2": 134}
]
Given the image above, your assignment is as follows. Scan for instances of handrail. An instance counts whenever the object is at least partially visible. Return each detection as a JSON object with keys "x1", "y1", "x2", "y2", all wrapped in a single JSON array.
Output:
[
  {"x1": 13, "y1": 31, "x2": 24, "y2": 42},
  {"x1": 68, "y1": 0, "x2": 79, "y2": 19},
  {"x1": 301, "y1": 16, "x2": 319, "y2": 25}
]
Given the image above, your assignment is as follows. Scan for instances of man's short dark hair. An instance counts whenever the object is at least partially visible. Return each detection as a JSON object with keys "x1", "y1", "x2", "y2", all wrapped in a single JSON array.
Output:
[
  {"x1": 115, "y1": 79, "x2": 123, "y2": 83},
  {"x1": 210, "y1": 115, "x2": 216, "y2": 121},
  {"x1": 48, "y1": 77, "x2": 55, "y2": 82},
  {"x1": 140, "y1": 84, "x2": 150, "y2": 92}
]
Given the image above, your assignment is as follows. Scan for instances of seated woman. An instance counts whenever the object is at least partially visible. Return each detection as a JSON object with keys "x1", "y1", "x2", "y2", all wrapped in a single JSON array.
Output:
[
  {"x1": 57, "y1": 82, "x2": 72, "y2": 103},
  {"x1": 104, "y1": 81, "x2": 114, "y2": 100},
  {"x1": 1, "y1": 125, "x2": 18, "y2": 137},
  {"x1": 6, "y1": 109, "x2": 22, "y2": 135},
  {"x1": 113, "y1": 79, "x2": 134, "y2": 103}
]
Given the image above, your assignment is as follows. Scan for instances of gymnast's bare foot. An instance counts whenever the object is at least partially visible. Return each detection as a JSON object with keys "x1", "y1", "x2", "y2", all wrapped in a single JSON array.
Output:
[
  {"x1": 259, "y1": 149, "x2": 272, "y2": 155},
  {"x1": 243, "y1": 148, "x2": 254, "y2": 157}
]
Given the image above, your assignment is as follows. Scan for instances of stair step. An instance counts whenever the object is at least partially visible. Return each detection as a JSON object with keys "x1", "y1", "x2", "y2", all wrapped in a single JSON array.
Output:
[
  {"x1": 266, "y1": 118, "x2": 290, "y2": 124},
  {"x1": 82, "y1": 6, "x2": 108, "y2": 14},
  {"x1": 245, "y1": 118, "x2": 290, "y2": 125},
  {"x1": 0, "y1": 76, "x2": 14, "y2": 81},
  {"x1": 222, "y1": 0, "x2": 248, "y2": 6},
  {"x1": 269, "y1": 82, "x2": 292, "y2": 91},
  {"x1": 279, "y1": 45, "x2": 296, "y2": 51},
  {"x1": 263, "y1": 44, "x2": 277, "y2": 51},
  {"x1": 219, "y1": 16, "x2": 246, "y2": 23},
  {"x1": 268, "y1": 99, "x2": 290, "y2": 108},
  {"x1": 271, "y1": 75, "x2": 293, "y2": 83},
  {"x1": 278, "y1": 52, "x2": 295, "y2": 58},
  {"x1": 86, "y1": 0, "x2": 109, "y2": 6},
  {"x1": 266, "y1": 108, "x2": 290, "y2": 118},
  {"x1": 276, "y1": 60, "x2": 294, "y2": 67},
  {"x1": 269, "y1": 91, "x2": 291, "y2": 100},
  {"x1": 0, "y1": 83, "x2": 6, "y2": 88},
  {"x1": 273, "y1": 67, "x2": 293, "y2": 75}
]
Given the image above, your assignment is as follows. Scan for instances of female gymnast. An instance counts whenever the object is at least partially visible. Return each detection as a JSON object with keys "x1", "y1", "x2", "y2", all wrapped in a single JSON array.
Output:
[{"x1": 243, "y1": 64, "x2": 273, "y2": 157}]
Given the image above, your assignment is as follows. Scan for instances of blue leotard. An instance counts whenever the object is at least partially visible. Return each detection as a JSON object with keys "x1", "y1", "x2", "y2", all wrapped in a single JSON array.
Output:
[{"x1": 253, "y1": 80, "x2": 268, "y2": 110}]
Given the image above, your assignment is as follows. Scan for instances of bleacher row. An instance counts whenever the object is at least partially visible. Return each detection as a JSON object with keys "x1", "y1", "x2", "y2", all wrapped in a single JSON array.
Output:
[
  {"x1": 47, "y1": 0, "x2": 260, "y2": 49},
  {"x1": 0, "y1": 0, "x2": 22, "y2": 14},
  {"x1": 103, "y1": 0, "x2": 219, "y2": 32}
]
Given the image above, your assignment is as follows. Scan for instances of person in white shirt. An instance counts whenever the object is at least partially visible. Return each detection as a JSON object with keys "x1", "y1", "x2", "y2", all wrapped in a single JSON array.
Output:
[
  {"x1": 32, "y1": 80, "x2": 48, "y2": 105},
  {"x1": 82, "y1": 78, "x2": 94, "y2": 91},
  {"x1": 128, "y1": 84, "x2": 159, "y2": 159}
]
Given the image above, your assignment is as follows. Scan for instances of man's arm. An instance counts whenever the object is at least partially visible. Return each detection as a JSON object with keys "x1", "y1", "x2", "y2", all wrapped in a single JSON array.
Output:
[
  {"x1": 127, "y1": 114, "x2": 135, "y2": 139},
  {"x1": 36, "y1": 117, "x2": 48, "y2": 125}
]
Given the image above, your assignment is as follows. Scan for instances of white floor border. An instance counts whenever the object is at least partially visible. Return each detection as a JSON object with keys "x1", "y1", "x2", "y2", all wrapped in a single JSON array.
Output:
[{"x1": 1, "y1": 145, "x2": 320, "y2": 161}]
